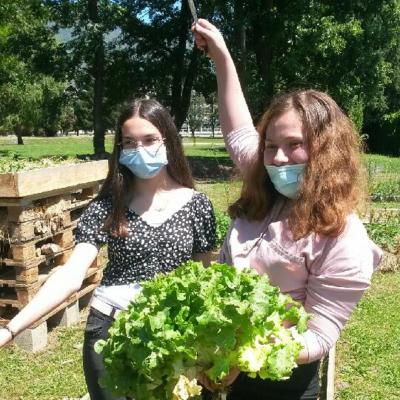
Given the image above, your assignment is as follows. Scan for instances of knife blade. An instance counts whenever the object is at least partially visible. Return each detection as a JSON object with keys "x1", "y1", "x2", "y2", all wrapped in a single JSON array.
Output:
[{"x1": 187, "y1": 0, "x2": 198, "y2": 23}]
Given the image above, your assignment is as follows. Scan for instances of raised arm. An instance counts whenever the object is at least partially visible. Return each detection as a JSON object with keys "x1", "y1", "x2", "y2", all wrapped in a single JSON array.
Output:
[
  {"x1": 192, "y1": 19, "x2": 253, "y2": 134},
  {"x1": 0, "y1": 243, "x2": 98, "y2": 346},
  {"x1": 192, "y1": 20, "x2": 259, "y2": 172}
]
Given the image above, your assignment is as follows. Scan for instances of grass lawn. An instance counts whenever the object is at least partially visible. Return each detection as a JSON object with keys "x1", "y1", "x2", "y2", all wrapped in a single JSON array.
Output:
[
  {"x1": 0, "y1": 135, "x2": 225, "y2": 161},
  {"x1": 0, "y1": 318, "x2": 87, "y2": 399},
  {"x1": 0, "y1": 136, "x2": 115, "y2": 159},
  {"x1": 197, "y1": 180, "x2": 241, "y2": 213},
  {"x1": 0, "y1": 136, "x2": 398, "y2": 399},
  {"x1": 0, "y1": 135, "x2": 398, "y2": 183},
  {"x1": 364, "y1": 154, "x2": 400, "y2": 199},
  {"x1": 335, "y1": 271, "x2": 400, "y2": 399}
]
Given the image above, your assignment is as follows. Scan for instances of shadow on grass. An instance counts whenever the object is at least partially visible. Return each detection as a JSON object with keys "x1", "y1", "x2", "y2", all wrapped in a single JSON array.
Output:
[
  {"x1": 75, "y1": 154, "x2": 237, "y2": 181},
  {"x1": 76, "y1": 152, "x2": 111, "y2": 161},
  {"x1": 0, "y1": 150, "x2": 70, "y2": 161},
  {"x1": 187, "y1": 155, "x2": 237, "y2": 181},
  {"x1": 199, "y1": 146, "x2": 229, "y2": 154},
  {"x1": 0, "y1": 149, "x2": 23, "y2": 157},
  {"x1": 0, "y1": 150, "x2": 238, "y2": 181},
  {"x1": 76, "y1": 154, "x2": 237, "y2": 181},
  {"x1": 76, "y1": 153, "x2": 238, "y2": 181}
]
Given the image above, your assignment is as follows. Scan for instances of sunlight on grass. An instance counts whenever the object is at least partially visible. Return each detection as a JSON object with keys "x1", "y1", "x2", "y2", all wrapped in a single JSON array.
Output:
[
  {"x1": 0, "y1": 138, "x2": 398, "y2": 399},
  {"x1": 335, "y1": 272, "x2": 400, "y2": 399},
  {"x1": 197, "y1": 180, "x2": 242, "y2": 214},
  {"x1": 0, "y1": 136, "x2": 115, "y2": 159},
  {"x1": 0, "y1": 323, "x2": 87, "y2": 400}
]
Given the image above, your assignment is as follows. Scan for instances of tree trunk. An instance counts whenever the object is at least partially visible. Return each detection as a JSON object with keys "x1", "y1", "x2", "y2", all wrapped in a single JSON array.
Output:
[
  {"x1": 190, "y1": 128, "x2": 196, "y2": 146},
  {"x1": 16, "y1": 132, "x2": 24, "y2": 145},
  {"x1": 170, "y1": 2, "x2": 198, "y2": 132},
  {"x1": 252, "y1": 0, "x2": 275, "y2": 104},
  {"x1": 234, "y1": 0, "x2": 247, "y2": 95},
  {"x1": 210, "y1": 100, "x2": 216, "y2": 138},
  {"x1": 14, "y1": 125, "x2": 25, "y2": 145},
  {"x1": 88, "y1": 0, "x2": 106, "y2": 155},
  {"x1": 175, "y1": 47, "x2": 199, "y2": 131}
]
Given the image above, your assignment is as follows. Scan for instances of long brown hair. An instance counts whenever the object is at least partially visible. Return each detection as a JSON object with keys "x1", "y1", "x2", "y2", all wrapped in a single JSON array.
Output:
[
  {"x1": 229, "y1": 89, "x2": 365, "y2": 240},
  {"x1": 97, "y1": 99, "x2": 194, "y2": 236}
]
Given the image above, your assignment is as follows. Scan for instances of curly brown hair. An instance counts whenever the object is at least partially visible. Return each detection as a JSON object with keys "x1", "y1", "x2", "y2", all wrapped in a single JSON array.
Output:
[{"x1": 229, "y1": 89, "x2": 365, "y2": 240}]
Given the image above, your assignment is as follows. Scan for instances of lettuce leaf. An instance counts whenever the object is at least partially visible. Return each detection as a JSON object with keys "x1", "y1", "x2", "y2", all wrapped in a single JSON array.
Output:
[{"x1": 96, "y1": 261, "x2": 310, "y2": 400}]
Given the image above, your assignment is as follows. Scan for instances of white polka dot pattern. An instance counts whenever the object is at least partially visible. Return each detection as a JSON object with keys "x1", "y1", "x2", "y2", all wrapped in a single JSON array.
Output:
[{"x1": 75, "y1": 192, "x2": 216, "y2": 286}]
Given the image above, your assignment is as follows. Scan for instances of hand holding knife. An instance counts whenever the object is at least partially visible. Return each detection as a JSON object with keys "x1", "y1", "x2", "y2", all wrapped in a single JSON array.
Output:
[
  {"x1": 187, "y1": 0, "x2": 198, "y2": 23},
  {"x1": 188, "y1": 0, "x2": 208, "y2": 53}
]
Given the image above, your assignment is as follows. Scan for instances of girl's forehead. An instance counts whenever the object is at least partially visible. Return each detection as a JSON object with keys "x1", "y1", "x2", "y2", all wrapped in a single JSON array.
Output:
[
  {"x1": 265, "y1": 110, "x2": 304, "y2": 141},
  {"x1": 122, "y1": 117, "x2": 161, "y2": 137}
]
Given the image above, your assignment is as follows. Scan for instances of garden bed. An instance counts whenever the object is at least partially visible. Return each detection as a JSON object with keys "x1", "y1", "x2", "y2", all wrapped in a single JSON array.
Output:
[{"x1": 0, "y1": 160, "x2": 108, "y2": 198}]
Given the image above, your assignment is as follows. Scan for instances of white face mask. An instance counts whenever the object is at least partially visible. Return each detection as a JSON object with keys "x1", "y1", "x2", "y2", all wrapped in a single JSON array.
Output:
[
  {"x1": 119, "y1": 144, "x2": 168, "y2": 179},
  {"x1": 264, "y1": 164, "x2": 306, "y2": 199}
]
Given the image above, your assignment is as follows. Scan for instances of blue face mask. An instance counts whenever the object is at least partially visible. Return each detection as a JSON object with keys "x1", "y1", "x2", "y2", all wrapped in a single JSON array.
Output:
[
  {"x1": 119, "y1": 144, "x2": 168, "y2": 179},
  {"x1": 265, "y1": 163, "x2": 306, "y2": 199}
]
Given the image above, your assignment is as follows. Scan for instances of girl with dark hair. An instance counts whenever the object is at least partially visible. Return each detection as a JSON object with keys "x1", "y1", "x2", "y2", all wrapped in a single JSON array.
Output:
[
  {"x1": 193, "y1": 20, "x2": 382, "y2": 400},
  {"x1": 0, "y1": 98, "x2": 216, "y2": 400}
]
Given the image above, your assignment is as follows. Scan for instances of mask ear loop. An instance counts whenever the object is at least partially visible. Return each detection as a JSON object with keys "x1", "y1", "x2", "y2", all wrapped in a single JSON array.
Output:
[
  {"x1": 116, "y1": 152, "x2": 126, "y2": 183},
  {"x1": 117, "y1": 163, "x2": 127, "y2": 183}
]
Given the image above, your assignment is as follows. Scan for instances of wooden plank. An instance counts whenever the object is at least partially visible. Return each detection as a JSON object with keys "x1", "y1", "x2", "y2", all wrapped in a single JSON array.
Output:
[
  {"x1": 10, "y1": 244, "x2": 37, "y2": 262},
  {"x1": 6, "y1": 213, "x2": 72, "y2": 243},
  {"x1": 15, "y1": 284, "x2": 41, "y2": 306},
  {"x1": 0, "y1": 298, "x2": 19, "y2": 307},
  {"x1": 2, "y1": 225, "x2": 76, "y2": 264},
  {"x1": 319, "y1": 344, "x2": 336, "y2": 400},
  {"x1": 0, "y1": 183, "x2": 101, "y2": 207},
  {"x1": 6, "y1": 199, "x2": 75, "y2": 227},
  {"x1": 0, "y1": 266, "x2": 103, "y2": 310},
  {"x1": 1, "y1": 253, "x2": 46, "y2": 269},
  {"x1": 13, "y1": 249, "x2": 74, "y2": 285},
  {"x1": 0, "y1": 160, "x2": 108, "y2": 198},
  {"x1": 0, "y1": 245, "x2": 73, "y2": 269},
  {"x1": 5, "y1": 195, "x2": 72, "y2": 221},
  {"x1": 0, "y1": 174, "x2": 17, "y2": 198},
  {"x1": 0, "y1": 278, "x2": 101, "y2": 327},
  {"x1": 0, "y1": 269, "x2": 18, "y2": 287},
  {"x1": 326, "y1": 345, "x2": 336, "y2": 400},
  {"x1": 8, "y1": 221, "x2": 36, "y2": 242}
]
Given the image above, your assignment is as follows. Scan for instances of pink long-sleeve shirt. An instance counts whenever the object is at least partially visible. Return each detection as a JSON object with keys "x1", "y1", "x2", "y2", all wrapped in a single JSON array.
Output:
[{"x1": 219, "y1": 125, "x2": 383, "y2": 362}]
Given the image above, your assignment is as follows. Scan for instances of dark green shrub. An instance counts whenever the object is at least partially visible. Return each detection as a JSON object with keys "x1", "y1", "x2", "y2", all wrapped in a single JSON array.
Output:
[{"x1": 215, "y1": 210, "x2": 231, "y2": 247}]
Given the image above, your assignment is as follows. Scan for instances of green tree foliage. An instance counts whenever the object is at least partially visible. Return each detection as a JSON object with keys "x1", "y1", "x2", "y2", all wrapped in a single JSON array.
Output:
[
  {"x1": 0, "y1": 0, "x2": 68, "y2": 142},
  {"x1": 46, "y1": 0, "x2": 126, "y2": 154},
  {"x1": 186, "y1": 90, "x2": 207, "y2": 141},
  {"x1": 115, "y1": 0, "x2": 203, "y2": 130},
  {"x1": 199, "y1": 0, "x2": 400, "y2": 154},
  {"x1": 0, "y1": 1, "x2": 399, "y2": 154}
]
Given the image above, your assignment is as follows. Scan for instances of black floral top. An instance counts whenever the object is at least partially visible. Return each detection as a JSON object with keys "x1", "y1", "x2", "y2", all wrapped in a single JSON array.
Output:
[{"x1": 75, "y1": 192, "x2": 216, "y2": 286}]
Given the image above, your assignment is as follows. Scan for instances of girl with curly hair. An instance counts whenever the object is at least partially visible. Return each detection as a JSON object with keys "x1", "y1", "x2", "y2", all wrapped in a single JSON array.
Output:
[{"x1": 193, "y1": 19, "x2": 382, "y2": 400}]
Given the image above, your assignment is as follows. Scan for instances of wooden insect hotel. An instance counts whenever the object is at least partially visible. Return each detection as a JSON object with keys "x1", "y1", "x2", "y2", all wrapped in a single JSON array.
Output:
[{"x1": 0, "y1": 160, "x2": 109, "y2": 351}]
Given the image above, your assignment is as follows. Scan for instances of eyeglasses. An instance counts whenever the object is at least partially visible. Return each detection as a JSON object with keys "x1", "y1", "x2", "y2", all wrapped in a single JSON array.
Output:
[{"x1": 119, "y1": 137, "x2": 164, "y2": 150}]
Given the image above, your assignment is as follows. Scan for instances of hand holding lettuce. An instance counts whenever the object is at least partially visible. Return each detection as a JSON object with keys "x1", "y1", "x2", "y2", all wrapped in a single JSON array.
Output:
[{"x1": 95, "y1": 261, "x2": 310, "y2": 400}]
